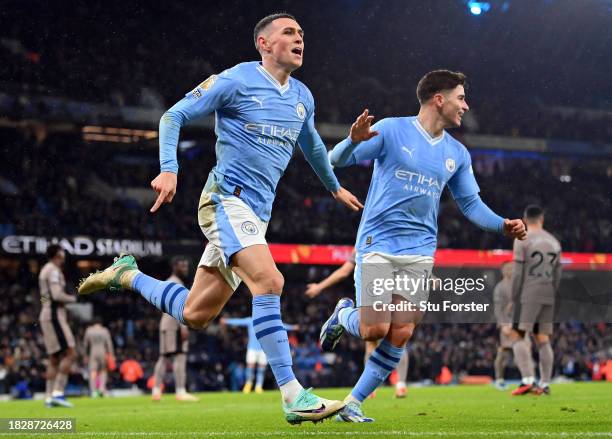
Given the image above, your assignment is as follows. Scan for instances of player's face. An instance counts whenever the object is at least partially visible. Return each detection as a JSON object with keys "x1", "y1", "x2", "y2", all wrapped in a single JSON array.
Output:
[
  {"x1": 265, "y1": 18, "x2": 304, "y2": 71},
  {"x1": 440, "y1": 85, "x2": 469, "y2": 128},
  {"x1": 174, "y1": 260, "x2": 189, "y2": 279},
  {"x1": 56, "y1": 250, "x2": 66, "y2": 267}
]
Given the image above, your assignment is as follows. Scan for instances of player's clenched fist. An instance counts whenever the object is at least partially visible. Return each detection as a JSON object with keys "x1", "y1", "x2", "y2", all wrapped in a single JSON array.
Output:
[
  {"x1": 150, "y1": 172, "x2": 178, "y2": 213},
  {"x1": 503, "y1": 218, "x2": 527, "y2": 240}
]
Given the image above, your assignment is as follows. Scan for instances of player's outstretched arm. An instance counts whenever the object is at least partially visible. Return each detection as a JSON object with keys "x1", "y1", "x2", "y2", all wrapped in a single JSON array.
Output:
[
  {"x1": 152, "y1": 74, "x2": 237, "y2": 213},
  {"x1": 454, "y1": 195, "x2": 526, "y2": 240},
  {"x1": 297, "y1": 109, "x2": 363, "y2": 211},
  {"x1": 221, "y1": 317, "x2": 250, "y2": 327},
  {"x1": 305, "y1": 260, "x2": 356, "y2": 298},
  {"x1": 329, "y1": 109, "x2": 381, "y2": 168}
]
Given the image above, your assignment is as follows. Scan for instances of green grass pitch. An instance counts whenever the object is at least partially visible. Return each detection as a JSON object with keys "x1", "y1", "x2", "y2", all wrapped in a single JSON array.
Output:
[{"x1": 1, "y1": 383, "x2": 611, "y2": 438}]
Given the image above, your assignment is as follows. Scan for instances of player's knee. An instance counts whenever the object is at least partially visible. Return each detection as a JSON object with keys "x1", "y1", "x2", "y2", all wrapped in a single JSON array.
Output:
[
  {"x1": 360, "y1": 322, "x2": 390, "y2": 341},
  {"x1": 183, "y1": 304, "x2": 217, "y2": 330},
  {"x1": 251, "y1": 269, "x2": 284, "y2": 294}
]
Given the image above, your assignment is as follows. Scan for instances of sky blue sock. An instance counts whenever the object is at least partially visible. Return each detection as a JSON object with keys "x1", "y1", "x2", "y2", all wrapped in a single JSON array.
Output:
[
  {"x1": 252, "y1": 294, "x2": 295, "y2": 386},
  {"x1": 256, "y1": 365, "x2": 266, "y2": 387},
  {"x1": 131, "y1": 273, "x2": 187, "y2": 324},
  {"x1": 338, "y1": 307, "x2": 361, "y2": 338},
  {"x1": 245, "y1": 365, "x2": 254, "y2": 384},
  {"x1": 351, "y1": 339, "x2": 404, "y2": 402}
]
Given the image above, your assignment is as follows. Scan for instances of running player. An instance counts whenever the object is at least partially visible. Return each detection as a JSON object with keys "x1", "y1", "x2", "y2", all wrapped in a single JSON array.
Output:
[
  {"x1": 492, "y1": 261, "x2": 514, "y2": 390},
  {"x1": 39, "y1": 244, "x2": 77, "y2": 408},
  {"x1": 305, "y1": 249, "x2": 410, "y2": 398},
  {"x1": 152, "y1": 257, "x2": 198, "y2": 402},
  {"x1": 319, "y1": 70, "x2": 527, "y2": 422},
  {"x1": 510, "y1": 205, "x2": 562, "y2": 396},
  {"x1": 83, "y1": 317, "x2": 114, "y2": 397},
  {"x1": 221, "y1": 316, "x2": 298, "y2": 394},
  {"x1": 78, "y1": 13, "x2": 361, "y2": 424}
]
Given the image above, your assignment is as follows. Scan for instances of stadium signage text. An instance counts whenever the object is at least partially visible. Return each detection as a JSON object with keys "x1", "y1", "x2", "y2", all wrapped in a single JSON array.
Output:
[{"x1": 1, "y1": 235, "x2": 162, "y2": 257}]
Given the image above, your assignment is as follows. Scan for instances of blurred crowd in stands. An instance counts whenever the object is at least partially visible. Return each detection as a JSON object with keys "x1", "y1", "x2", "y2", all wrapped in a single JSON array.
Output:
[{"x1": 1, "y1": 127, "x2": 610, "y2": 253}]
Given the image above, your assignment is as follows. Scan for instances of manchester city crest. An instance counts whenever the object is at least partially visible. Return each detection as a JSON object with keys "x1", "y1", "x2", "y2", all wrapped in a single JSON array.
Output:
[
  {"x1": 241, "y1": 221, "x2": 259, "y2": 236},
  {"x1": 445, "y1": 158, "x2": 456, "y2": 172},
  {"x1": 296, "y1": 102, "x2": 306, "y2": 120}
]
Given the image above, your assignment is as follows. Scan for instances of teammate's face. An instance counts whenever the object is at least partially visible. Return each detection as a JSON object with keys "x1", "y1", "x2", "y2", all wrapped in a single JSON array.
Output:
[
  {"x1": 439, "y1": 85, "x2": 469, "y2": 128},
  {"x1": 263, "y1": 18, "x2": 304, "y2": 71}
]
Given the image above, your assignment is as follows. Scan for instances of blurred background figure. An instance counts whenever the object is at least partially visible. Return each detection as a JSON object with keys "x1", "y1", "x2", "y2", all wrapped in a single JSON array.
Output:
[
  {"x1": 83, "y1": 316, "x2": 114, "y2": 397},
  {"x1": 38, "y1": 245, "x2": 76, "y2": 408},
  {"x1": 152, "y1": 257, "x2": 198, "y2": 402}
]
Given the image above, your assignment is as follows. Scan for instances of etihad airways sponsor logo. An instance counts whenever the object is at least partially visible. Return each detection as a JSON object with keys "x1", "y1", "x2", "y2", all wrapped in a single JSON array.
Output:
[
  {"x1": 244, "y1": 123, "x2": 300, "y2": 148},
  {"x1": 394, "y1": 168, "x2": 442, "y2": 198},
  {"x1": 394, "y1": 169, "x2": 442, "y2": 189}
]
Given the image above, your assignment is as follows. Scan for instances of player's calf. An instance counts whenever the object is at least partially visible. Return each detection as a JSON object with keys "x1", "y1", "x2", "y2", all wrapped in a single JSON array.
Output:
[{"x1": 359, "y1": 322, "x2": 390, "y2": 341}]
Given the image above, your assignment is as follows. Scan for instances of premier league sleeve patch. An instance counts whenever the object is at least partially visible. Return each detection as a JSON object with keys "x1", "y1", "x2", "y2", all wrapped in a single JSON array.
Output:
[{"x1": 190, "y1": 74, "x2": 218, "y2": 99}]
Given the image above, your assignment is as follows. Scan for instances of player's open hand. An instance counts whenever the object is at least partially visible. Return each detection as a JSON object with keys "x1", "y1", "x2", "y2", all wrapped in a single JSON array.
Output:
[
  {"x1": 503, "y1": 218, "x2": 527, "y2": 240},
  {"x1": 349, "y1": 109, "x2": 379, "y2": 144},
  {"x1": 150, "y1": 172, "x2": 178, "y2": 213},
  {"x1": 332, "y1": 186, "x2": 364, "y2": 211},
  {"x1": 305, "y1": 283, "x2": 323, "y2": 298}
]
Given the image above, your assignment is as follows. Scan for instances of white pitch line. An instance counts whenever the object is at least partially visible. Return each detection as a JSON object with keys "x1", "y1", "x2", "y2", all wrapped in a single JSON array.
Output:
[{"x1": 2, "y1": 431, "x2": 611, "y2": 437}]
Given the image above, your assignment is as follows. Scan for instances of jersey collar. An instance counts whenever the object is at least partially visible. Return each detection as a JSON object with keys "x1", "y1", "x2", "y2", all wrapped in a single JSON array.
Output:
[
  {"x1": 412, "y1": 118, "x2": 445, "y2": 146},
  {"x1": 257, "y1": 64, "x2": 291, "y2": 94}
]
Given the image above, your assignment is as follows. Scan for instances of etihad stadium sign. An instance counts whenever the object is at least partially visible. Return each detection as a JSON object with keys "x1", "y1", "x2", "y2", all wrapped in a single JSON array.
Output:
[{"x1": 1, "y1": 235, "x2": 163, "y2": 257}]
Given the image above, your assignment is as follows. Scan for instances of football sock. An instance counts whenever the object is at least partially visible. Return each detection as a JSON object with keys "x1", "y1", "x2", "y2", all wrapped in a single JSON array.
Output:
[
  {"x1": 245, "y1": 365, "x2": 255, "y2": 385},
  {"x1": 351, "y1": 339, "x2": 404, "y2": 402},
  {"x1": 153, "y1": 357, "x2": 166, "y2": 392},
  {"x1": 174, "y1": 353, "x2": 187, "y2": 391},
  {"x1": 494, "y1": 349, "x2": 511, "y2": 381},
  {"x1": 252, "y1": 294, "x2": 299, "y2": 401},
  {"x1": 396, "y1": 349, "x2": 409, "y2": 386},
  {"x1": 256, "y1": 365, "x2": 266, "y2": 388},
  {"x1": 53, "y1": 373, "x2": 68, "y2": 395},
  {"x1": 538, "y1": 342, "x2": 553, "y2": 386},
  {"x1": 512, "y1": 339, "x2": 535, "y2": 384},
  {"x1": 132, "y1": 274, "x2": 188, "y2": 325},
  {"x1": 338, "y1": 307, "x2": 361, "y2": 338}
]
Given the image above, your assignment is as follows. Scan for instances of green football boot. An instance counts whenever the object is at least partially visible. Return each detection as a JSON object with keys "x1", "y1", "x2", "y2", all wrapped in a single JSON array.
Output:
[
  {"x1": 78, "y1": 254, "x2": 139, "y2": 295},
  {"x1": 283, "y1": 388, "x2": 345, "y2": 425}
]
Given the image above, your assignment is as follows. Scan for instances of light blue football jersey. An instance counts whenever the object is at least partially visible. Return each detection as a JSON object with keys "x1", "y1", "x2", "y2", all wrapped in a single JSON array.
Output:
[
  {"x1": 344, "y1": 117, "x2": 480, "y2": 257},
  {"x1": 159, "y1": 61, "x2": 339, "y2": 221}
]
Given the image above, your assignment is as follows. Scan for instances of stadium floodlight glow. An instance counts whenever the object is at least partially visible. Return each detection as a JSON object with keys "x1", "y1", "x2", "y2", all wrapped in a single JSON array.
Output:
[{"x1": 467, "y1": 1, "x2": 491, "y2": 15}]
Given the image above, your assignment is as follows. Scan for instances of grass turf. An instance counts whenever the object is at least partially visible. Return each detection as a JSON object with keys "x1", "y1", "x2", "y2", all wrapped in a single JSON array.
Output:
[{"x1": 1, "y1": 383, "x2": 611, "y2": 438}]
